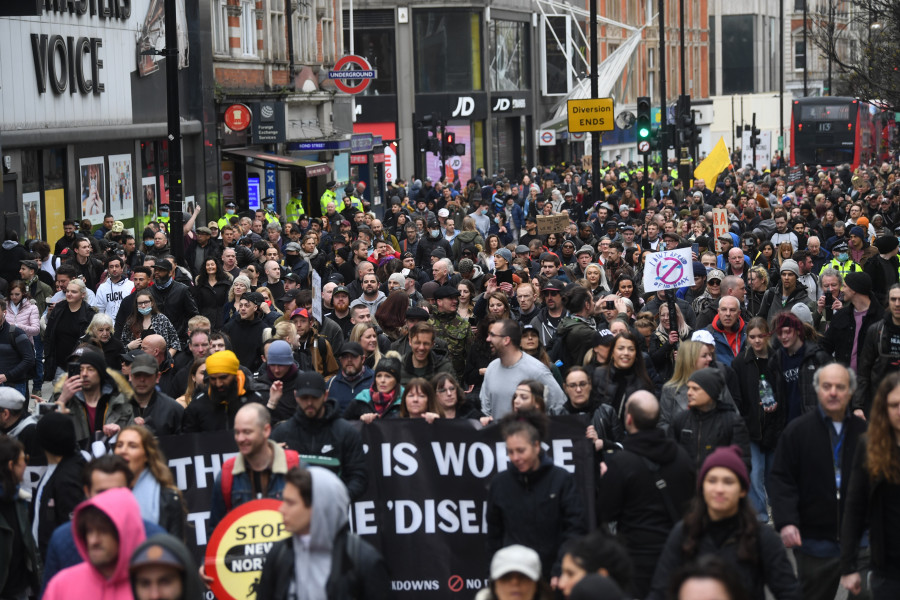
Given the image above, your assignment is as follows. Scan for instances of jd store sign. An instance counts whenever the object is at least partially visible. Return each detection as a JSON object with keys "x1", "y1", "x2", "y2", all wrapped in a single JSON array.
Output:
[
  {"x1": 490, "y1": 92, "x2": 529, "y2": 117},
  {"x1": 416, "y1": 93, "x2": 487, "y2": 121}
]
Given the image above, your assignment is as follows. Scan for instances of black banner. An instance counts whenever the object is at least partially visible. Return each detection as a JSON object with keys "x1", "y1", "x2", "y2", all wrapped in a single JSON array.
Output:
[{"x1": 26, "y1": 417, "x2": 596, "y2": 599}]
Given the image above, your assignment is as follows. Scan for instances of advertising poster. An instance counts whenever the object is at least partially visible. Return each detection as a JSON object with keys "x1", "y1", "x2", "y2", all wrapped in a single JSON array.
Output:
[
  {"x1": 79, "y1": 157, "x2": 106, "y2": 223},
  {"x1": 108, "y1": 154, "x2": 134, "y2": 221},
  {"x1": 22, "y1": 192, "x2": 42, "y2": 241},
  {"x1": 426, "y1": 125, "x2": 472, "y2": 185},
  {"x1": 44, "y1": 189, "x2": 65, "y2": 246},
  {"x1": 141, "y1": 176, "x2": 158, "y2": 231}
]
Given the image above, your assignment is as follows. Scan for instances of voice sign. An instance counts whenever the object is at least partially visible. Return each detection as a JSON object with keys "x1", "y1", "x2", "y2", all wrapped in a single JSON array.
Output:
[{"x1": 451, "y1": 96, "x2": 475, "y2": 117}]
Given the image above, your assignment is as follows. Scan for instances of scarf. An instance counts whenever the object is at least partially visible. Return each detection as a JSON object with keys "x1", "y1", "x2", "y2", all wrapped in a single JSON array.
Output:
[
  {"x1": 711, "y1": 314, "x2": 745, "y2": 356},
  {"x1": 370, "y1": 388, "x2": 398, "y2": 416},
  {"x1": 132, "y1": 468, "x2": 161, "y2": 524},
  {"x1": 155, "y1": 276, "x2": 174, "y2": 290}
]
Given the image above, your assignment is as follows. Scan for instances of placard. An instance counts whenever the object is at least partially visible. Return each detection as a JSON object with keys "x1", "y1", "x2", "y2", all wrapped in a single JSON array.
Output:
[
  {"x1": 711, "y1": 208, "x2": 729, "y2": 252},
  {"x1": 311, "y1": 271, "x2": 322, "y2": 324},
  {"x1": 536, "y1": 214, "x2": 569, "y2": 235},
  {"x1": 642, "y1": 248, "x2": 694, "y2": 292}
]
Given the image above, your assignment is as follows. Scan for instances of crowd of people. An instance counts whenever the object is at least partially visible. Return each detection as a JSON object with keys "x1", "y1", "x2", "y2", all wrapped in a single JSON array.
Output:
[{"x1": 1, "y1": 156, "x2": 900, "y2": 599}]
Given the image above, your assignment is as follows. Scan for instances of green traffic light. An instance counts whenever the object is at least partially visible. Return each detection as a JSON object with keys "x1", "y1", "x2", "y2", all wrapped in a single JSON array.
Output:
[{"x1": 638, "y1": 127, "x2": 650, "y2": 139}]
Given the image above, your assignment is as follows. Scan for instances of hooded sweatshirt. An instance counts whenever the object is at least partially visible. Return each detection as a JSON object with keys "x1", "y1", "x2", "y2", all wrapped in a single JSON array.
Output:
[
  {"x1": 294, "y1": 468, "x2": 349, "y2": 600},
  {"x1": 129, "y1": 533, "x2": 204, "y2": 600},
  {"x1": 43, "y1": 488, "x2": 146, "y2": 600}
]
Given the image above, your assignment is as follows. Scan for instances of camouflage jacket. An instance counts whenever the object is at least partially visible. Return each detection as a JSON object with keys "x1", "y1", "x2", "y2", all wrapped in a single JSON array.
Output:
[{"x1": 428, "y1": 311, "x2": 472, "y2": 380}]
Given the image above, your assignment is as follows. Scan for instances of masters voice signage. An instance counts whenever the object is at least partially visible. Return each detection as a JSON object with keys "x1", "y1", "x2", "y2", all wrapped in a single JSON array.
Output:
[{"x1": 28, "y1": 0, "x2": 134, "y2": 95}]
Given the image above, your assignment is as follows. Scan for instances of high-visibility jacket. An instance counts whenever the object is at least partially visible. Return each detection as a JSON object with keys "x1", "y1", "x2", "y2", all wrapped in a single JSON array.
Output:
[
  {"x1": 218, "y1": 214, "x2": 237, "y2": 229},
  {"x1": 285, "y1": 196, "x2": 305, "y2": 222},
  {"x1": 262, "y1": 210, "x2": 280, "y2": 226},
  {"x1": 319, "y1": 190, "x2": 343, "y2": 214},
  {"x1": 818, "y1": 258, "x2": 862, "y2": 278},
  {"x1": 346, "y1": 195, "x2": 364, "y2": 212}
]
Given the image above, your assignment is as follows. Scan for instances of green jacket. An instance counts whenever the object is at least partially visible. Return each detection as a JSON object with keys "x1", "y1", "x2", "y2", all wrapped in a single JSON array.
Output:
[
  {"x1": 52, "y1": 369, "x2": 135, "y2": 444},
  {"x1": 0, "y1": 488, "x2": 42, "y2": 593},
  {"x1": 429, "y1": 310, "x2": 472, "y2": 380},
  {"x1": 26, "y1": 277, "x2": 53, "y2": 315}
]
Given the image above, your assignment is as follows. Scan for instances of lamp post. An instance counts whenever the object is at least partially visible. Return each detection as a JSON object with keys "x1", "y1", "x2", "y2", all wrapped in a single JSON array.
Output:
[{"x1": 165, "y1": 0, "x2": 183, "y2": 265}]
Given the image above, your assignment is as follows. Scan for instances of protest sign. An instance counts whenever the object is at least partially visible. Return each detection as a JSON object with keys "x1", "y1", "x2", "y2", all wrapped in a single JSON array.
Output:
[{"x1": 642, "y1": 248, "x2": 694, "y2": 292}]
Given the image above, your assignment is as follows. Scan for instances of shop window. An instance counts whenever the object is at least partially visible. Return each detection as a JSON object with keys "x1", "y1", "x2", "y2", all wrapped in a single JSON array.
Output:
[
  {"x1": 319, "y1": 0, "x2": 335, "y2": 64},
  {"x1": 489, "y1": 20, "x2": 529, "y2": 92},
  {"x1": 414, "y1": 10, "x2": 483, "y2": 93},
  {"x1": 794, "y1": 39, "x2": 806, "y2": 70}
]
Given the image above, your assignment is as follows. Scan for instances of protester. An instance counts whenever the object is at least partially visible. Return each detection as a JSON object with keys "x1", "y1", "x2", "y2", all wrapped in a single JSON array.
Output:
[
  {"x1": 0, "y1": 436, "x2": 40, "y2": 600},
  {"x1": 475, "y1": 545, "x2": 554, "y2": 600},
  {"x1": 129, "y1": 533, "x2": 204, "y2": 600}
]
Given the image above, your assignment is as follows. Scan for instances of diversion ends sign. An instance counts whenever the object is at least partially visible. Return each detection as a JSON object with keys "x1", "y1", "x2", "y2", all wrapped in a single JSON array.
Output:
[
  {"x1": 567, "y1": 98, "x2": 615, "y2": 133},
  {"x1": 205, "y1": 499, "x2": 290, "y2": 600}
]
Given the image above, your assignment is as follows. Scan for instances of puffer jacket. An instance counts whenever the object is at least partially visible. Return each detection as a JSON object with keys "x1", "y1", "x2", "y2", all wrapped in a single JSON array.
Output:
[
  {"x1": 271, "y1": 399, "x2": 368, "y2": 500},
  {"x1": 6, "y1": 300, "x2": 40, "y2": 342},
  {"x1": 486, "y1": 453, "x2": 586, "y2": 579},
  {"x1": 670, "y1": 401, "x2": 752, "y2": 471},
  {"x1": 42, "y1": 488, "x2": 146, "y2": 600}
]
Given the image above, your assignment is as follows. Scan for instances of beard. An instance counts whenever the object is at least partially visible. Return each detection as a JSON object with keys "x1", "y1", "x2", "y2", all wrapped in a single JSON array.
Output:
[{"x1": 209, "y1": 379, "x2": 238, "y2": 404}]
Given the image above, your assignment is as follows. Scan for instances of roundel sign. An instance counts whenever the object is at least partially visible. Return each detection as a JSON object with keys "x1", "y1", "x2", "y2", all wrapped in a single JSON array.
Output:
[
  {"x1": 224, "y1": 104, "x2": 252, "y2": 132},
  {"x1": 205, "y1": 499, "x2": 290, "y2": 600},
  {"x1": 570, "y1": 131, "x2": 586, "y2": 141},
  {"x1": 327, "y1": 55, "x2": 377, "y2": 95}
]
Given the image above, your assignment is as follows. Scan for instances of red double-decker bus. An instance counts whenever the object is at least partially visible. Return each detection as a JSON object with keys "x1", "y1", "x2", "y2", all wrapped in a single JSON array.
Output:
[{"x1": 790, "y1": 97, "x2": 881, "y2": 169}]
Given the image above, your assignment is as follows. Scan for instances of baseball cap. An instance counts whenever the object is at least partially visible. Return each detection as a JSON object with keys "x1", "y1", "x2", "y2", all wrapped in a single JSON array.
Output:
[
  {"x1": 438, "y1": 208, "x2": 450, "y2": 218},
  {"x1": 242, "y1": 292, "x2": 265, "y2": 306},
  {"x1": 691, "y1": 330, "x2": 716, "y2": 345},
  {"x1": 151, "y1": 260, "x2": 172, "y2": 272},
  {"x1": 295, "y1": 371, "x2": 326, "y2": 397},
  {"x1": 542, "y1": 279, "x2": 565, "y2": 291},
  {"x1": 706, "y1": 269, "x2": 725, "y2": 282},
  {"x1": 130, "y1": 354, "x2": 160, "y2": 376},
  {"x1": 490, "y1": 545, "x2": 541, "y2": 582},
  {"x1": 433, "y1": 286, "x2": 461, "y2": 299},
  {"x1": 336, "y1": 341, "x2": 364, "y2": 357},
  {"x1": 290, "y1": 308, "x2": 310, "y2": 320},
  {"x1": 332, "y1": 285, "x2": 350, "y2": 296}
]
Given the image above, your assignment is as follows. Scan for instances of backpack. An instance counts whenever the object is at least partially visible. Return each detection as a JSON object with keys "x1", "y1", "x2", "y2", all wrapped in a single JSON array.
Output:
[{"x1": 220, "y1": 449, "x2": 301, "y2": 512}]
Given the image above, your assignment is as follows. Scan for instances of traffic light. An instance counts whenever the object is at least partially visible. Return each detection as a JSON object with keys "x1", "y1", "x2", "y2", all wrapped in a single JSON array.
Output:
[
  {"x1": 690, "y1": 116, "x2": 702, "y2": 148},
  {"x1": 750, "y1": 114, "x2": 761, "y2": 148},
  {"x1": 442, "y1": 132, "x2": 466, "y2": 157},
  {"x1": 636, "y1": 96, "x2": 651, "y2": 153},
  {"x1": 677, "y1": 95, "x2": 693, "y2": 148}
]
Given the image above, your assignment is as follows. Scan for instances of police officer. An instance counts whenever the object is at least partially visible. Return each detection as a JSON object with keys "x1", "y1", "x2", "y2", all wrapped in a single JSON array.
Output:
[
  {"x1": 818, "y1": 241, "x2": 862, "y2": 279},
  {"x1": 319, "y1": 181, "x2": 344, "y2": 215},
  {"x1": 285, "y1": 191, "x2": 306, "y2": 223},
  {"x1": 218, "y1": 201, "x2": 238, "y2": 230}
]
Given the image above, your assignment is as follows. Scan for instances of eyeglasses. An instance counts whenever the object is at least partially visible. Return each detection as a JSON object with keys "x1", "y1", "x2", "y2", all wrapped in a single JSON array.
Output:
[
  {"x1": 566, "y1": 381, "x2": 589, "y2": 389},
  {"x1": 542, "y1": 290, "x2": 560, "y2": 297},
  {"x1": 137, "y1": 301, "x2": 152, "y2": 307}
]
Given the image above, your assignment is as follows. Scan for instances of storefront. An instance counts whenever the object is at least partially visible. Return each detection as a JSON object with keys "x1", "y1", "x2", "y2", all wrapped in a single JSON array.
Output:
[{"x1": 0, "y1": 1, "x2": 209, "y2": 243}]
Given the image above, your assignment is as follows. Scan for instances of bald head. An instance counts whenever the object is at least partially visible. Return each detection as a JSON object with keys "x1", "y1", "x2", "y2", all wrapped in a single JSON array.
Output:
[
  {"x1": 625, "y1": 391, "x2": 660, "y2": 432},
  {"x1": 235, "y1": 402, "x2": 271, "y2": 430},
  {"x1": 140, "y1": 334, "x2": 167, "y2": 364}
]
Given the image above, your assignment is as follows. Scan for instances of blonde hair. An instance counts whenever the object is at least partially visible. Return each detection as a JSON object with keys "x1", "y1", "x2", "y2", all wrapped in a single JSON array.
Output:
[
  {"x1": 228, "y1": 275, "x2": 252, "y2": 302},
  {"x1": 350, "y1": 322, "x2": 383, "y2": 364},
  {"x1": 664, "y1": 341, "x2": 708, "y2": 389}
]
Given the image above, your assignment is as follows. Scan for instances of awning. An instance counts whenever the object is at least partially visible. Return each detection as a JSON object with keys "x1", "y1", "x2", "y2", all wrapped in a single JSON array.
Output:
[{"x1": 224, "y1": 148, "x2": 331, "y2": 177}]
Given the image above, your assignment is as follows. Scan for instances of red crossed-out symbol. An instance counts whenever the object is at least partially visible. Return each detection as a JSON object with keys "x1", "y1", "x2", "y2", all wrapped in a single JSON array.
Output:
[
  {"x1": 655, "y1": 256, "x2": 685, "y2": 286},
  {"x1": 328, "y1": 55, "x2": 375, "y2": 95},
  {"x1": 447, "y1": 575, "x2": 464, "y2": 592}
]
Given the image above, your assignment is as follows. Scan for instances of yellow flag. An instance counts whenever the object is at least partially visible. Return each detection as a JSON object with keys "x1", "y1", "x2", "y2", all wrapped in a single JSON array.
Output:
[{"x1": 693, "y1": 137, "x2": 732, "y2": 186}]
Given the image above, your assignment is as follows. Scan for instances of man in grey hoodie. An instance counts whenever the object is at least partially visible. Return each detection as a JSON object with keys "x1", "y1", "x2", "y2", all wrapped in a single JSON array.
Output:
[{"x1": 257, "y1": 466, "x2": 389, "y2": 599}]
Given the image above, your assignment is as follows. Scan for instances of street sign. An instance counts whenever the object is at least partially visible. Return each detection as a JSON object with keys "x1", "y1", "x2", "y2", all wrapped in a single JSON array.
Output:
[
  {"x1": 566, "y1": 98, "x2": 615, "y2": 133},
  {"x1": 570, "y1": 132, "x2": 586, "y2": 141},
  {"x1": 538, "y1": 129, "x2": 556, "y2": 146},
  {"x1": 638, "y1": 140, "x2": 650, "y2": 153},
  {"x1": 642, "y1": 248, "x2": 694, "y2": 292},
  {"x1": 327, "y1": 55, "x2": 376, "y2": 95},
  {"x1": 223, "y1": 104, "x2": 251, "y2": 132}
]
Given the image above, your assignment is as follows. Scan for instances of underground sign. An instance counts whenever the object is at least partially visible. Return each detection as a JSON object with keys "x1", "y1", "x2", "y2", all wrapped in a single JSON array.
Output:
[
  {"x1": 205, "y1": 499, "x2": 290, "y2": 600},
  {"x1": 327, "y1": 54, "x2": 376, "y2": 95}
]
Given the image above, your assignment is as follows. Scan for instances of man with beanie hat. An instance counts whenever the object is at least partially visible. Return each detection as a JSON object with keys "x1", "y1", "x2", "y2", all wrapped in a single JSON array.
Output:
[
  {"x1": 183, "y1": 350, "x2": 265, "y2": 432},
  {"x1": 758, "y1": 258, "x2": 816, "y2": 322},
  {"x1": 863, "y1": 235, "x2": 900, "y2": 305},
  {"x1": 769, "y1": 363, "x2": 867, "y2": 600},
  {"x1": 847, "y1": 225, "x2": 877, "y2": 267},
  {"x1": 51, "y1": 347, "x2": 134, "y2": 445},
  {"x1": 821, "y1": 272, "x2": 883, "y2": 370},
  {"x1": 670, "y1": 367, "x2": 751, "y2": 471},
  {"x1": 257, "y1": 339, "x2": 303, "y2": 424},
  {"x1": 33, "y1": 412, "x2": 87, "y2": 560},
  {"x1": 222, "y1": 291, "x2": 270, "y2": 371},
  {"x1": 271, "y1": 371, "x2": 368, "y2": 500}
]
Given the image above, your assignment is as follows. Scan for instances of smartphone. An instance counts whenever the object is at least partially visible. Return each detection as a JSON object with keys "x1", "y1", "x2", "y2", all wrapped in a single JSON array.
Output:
[
  {"x1": 605, "y1": 300, "x2": 616, "y2": 310},
  {"x1": 38, "y1": 403, "x2": 58, "y2": 415},
  {"x1": 496, "y1": 270, "x2": 513, "y2": 285},
  {"x1": 67, "y1": 362, "x2": 81, "y2": 378},
  {"x1": 691, "y1": 243, "x2": 699, "y2": 254}
]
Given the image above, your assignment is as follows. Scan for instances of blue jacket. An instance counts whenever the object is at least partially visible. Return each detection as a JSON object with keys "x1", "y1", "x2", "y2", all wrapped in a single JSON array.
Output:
[
  {"x1": 704, "y1": 318, "x2": 746, "y2": 368},
  {"x1": 326, "y1": 368, "x2": 375, "y2": 414},
  {"x1": 511, "y1": 202, "x2": 526, "y2": 230},
  {"x1": 208, "y1": 440, "x2": 299, "y2": 532}
]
